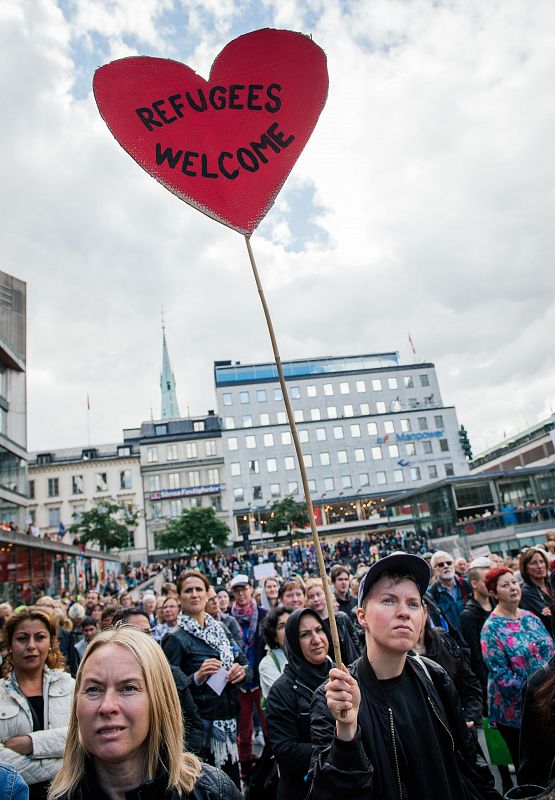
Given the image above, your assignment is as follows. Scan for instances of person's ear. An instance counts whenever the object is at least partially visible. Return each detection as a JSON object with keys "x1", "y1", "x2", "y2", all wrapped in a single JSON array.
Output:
[{"x1": 356, "y1": 606, "x2": 368, "y2": 629}]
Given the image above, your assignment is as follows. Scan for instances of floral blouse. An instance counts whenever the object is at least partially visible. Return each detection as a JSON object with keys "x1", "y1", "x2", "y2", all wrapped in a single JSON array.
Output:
[{"x1": 481, "y1": 610, "x2": 555, "y2": 727}]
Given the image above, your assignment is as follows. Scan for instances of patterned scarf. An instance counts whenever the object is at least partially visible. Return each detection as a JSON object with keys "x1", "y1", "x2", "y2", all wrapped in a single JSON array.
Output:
[
  {"x1": 231, "y1": 599, "x2": 259, "y2": 651},
  {"x1": 178, "y1": 612, "x2": 234, "y2": 670}
]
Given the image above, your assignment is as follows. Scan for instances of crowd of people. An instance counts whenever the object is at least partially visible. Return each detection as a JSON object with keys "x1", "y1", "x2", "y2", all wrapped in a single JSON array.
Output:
[{"x1": 1, "y1": 532, "x2": 555, "y2": 799}]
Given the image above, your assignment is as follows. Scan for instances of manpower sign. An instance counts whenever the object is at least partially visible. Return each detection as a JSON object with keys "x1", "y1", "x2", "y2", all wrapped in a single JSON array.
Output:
[{"x1": 376, "y1": 429, "x2": 445, "y2": 445}]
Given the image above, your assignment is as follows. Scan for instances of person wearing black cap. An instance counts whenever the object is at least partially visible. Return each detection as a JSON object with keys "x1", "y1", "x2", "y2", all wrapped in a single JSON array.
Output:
[{"x1": 308, "y1": 553, "x2": 501, "y2": 800}]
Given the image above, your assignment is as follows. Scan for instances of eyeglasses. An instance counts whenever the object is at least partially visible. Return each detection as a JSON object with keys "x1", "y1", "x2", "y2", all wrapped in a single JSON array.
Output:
[{"x1": 436, "y1": 561, "x2": 453, "y2": 568}]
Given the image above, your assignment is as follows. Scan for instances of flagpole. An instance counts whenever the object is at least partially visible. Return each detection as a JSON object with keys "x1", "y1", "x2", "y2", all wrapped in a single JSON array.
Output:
[{"x1": 86, "y1": 395, "x2": 91, "y2": 446}]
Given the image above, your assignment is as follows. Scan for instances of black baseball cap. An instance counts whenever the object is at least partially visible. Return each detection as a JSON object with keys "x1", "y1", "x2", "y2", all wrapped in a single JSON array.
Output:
[{"x1": 357, "y1": 553, "x2": 431, "y2": 607}]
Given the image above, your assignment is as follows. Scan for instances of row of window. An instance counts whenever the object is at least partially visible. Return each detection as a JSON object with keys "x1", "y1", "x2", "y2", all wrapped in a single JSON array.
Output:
[
  {"x1": 228, "y1": 428, "x2": 449, "y2": 453},
  {"x1": 145, "y1": 440, "x2": 217, "y2": 463},
  {"x1": 227, "y1": 414, "x2": 445, "y2": 435},
  {"x1": 151, "y1": 421, "x2": 206, "y2": 436},
  {"x1": 225, "y1": 407, "x2": 444, "y2": 428},
  {"x1": 150, "y1": 494, "x2": 222, "y2": 519},
  {"x1": 40, "y1": 470, "x2": 134, "y2": 499},
  {"x1": 146, "y1": 468, "x2": 220, "y2": 493},
  {"x1": 44, "y1": 501, "x2": 135, "y2": 529},
  {"x1": 232, "y1": 462, "x2": 453, "y2": 502},
  {"x1": 221, "y1": 374, "x2": 431, "y2": 407}
]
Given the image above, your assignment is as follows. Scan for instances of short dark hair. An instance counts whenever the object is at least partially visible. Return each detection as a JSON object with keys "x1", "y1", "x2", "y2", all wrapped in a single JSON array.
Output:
[
  {"x1": 82, "y1": 616, "x2": 97, "y2": 628},
  {"x1": 176, "y1": 570, "x2": 210, "y2": 595},
  {"x1": 101, "y1": 606, "x2": 117, "y2": 622},
  {"x1": 261, "y1": 605, "x2": 289, "y2": 650},
  {"x1": 111, "y1": 607, "x2": 150, "y2": 627},
  {"x1": 519, "y1": 548, "x2": 548, "y2": 586},
  {"x1": 362, "y1": 571, "x2": 420, "y2": 609},
  {"x1": 330, "y1": 565, "x2": 350, "y2": 583}
]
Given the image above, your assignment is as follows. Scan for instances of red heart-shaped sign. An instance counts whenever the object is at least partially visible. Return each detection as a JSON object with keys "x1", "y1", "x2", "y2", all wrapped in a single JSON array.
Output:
[{"x1": 93, "y1": 29, "x2": 328, "y2": 235}]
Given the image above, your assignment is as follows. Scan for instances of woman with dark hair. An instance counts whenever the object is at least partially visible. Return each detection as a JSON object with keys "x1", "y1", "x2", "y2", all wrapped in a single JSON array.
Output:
[
  {"x1": 259, "y1": 606, "x2": 289, "y2": 699},
  {"x1": 481, "y1": 567, "x2": 554, "y2": 768},
  {"x1": 266, "y1": 608, "x2": 333, "y2": 800},
  {"x1": 0, "y1": 608, "x2": 74, "y2": 799},
  {"x1": 414, "y1": 599, "x2": 483, "y2": 728},
  {"x1": 519, "y1": 654, "x2": 555, "y2": 787},
  {"x1": 519, "y1": 548, "x2": 553, "y2": 635}
]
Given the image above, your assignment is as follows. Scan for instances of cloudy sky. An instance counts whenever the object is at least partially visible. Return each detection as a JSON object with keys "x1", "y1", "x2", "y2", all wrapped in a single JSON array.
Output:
[{"x1": 2, "y1": 0, "x2": 554, "y2": 456}]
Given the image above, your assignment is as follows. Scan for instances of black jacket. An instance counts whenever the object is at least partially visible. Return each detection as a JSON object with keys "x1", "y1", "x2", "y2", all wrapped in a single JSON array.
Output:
[
  {"x1": 518, "y1": 657, "x2": 555, "y2": 787},
  {"x1": 520, "y1": 584, "x2": 554, "y2": 637},
  {"x1": 162, "y1": 626, "x2": 252, "y2": 721},
  {"x1": 461, "y1": 597, "x2": 493, "y2": 708},
  {"x1": 58, "y1": 762, "x2": 242, "y2": 799},
  {"x1": 308, "y1": 654, "x2": 501, "y2": 800},
  {"x1": 322, "y1": 611, "x2": 361, "y2": 666},
  {"x1": 266, "y1": 665, "x2": 315, "y2": 800}
]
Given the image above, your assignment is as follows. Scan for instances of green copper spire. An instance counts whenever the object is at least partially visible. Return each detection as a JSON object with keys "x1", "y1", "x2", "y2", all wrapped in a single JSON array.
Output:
[{"x1": 160, "y1": 319, "x2": 180, "y2": 420}]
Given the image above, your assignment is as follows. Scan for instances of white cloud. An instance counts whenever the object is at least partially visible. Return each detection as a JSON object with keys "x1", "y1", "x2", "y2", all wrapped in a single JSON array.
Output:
[{"x1": 0, "y1": 0, "x2": 553, "y2": 458}]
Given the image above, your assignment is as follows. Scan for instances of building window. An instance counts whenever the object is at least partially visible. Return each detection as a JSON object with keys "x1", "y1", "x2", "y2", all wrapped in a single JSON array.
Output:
[
  {"x1": 371, "y1": 446, "x2": 383, "y2": 460},
  {"x1": 185, "y1": 442, "x2": 197, "y2": 458},
  {"x1": 333, "y1": 426, "x2": 344, "y2": 440},
  {"x1": 37, "y1": 453, "x2": 53, "y2": 464},
  {"x1": 155, "y1": 424, "x2": 167, "y2": 436},
  {"x1": 384, "y1": 420, "x2": 395, "y2": 434},
  {"x1": 420, "y1": 374, "x2": 430, "y2": 387},
  {"x1": 249, "y1": 460, "x2": 260, "y2": 474},
  {"x1": 344, "y1": 405, "x2": 354, "y2": 417},
  {"x1": 324, "y1": 477, "x2": 334, "y2": 491},
  {"x1": 193, "y1": 420, "x2": 205, "y2": 432},
  {"x1": 367, "y1": 422, "x2": 378, "y2": 435},
  {"x1": 170, "y1": 499, "x2": 182, "y2": 517},
  {"x1": 230, "y1": 462, "x2": 241, "y2": 477},
  {"x1": 224, "y1": 416, "x2": 235, "y2": 429},
  {"x1": 266, "y1": 458, "x2": 277, "y2": 472},
  {"x1": 355, "y1": 448, "x2": 365, "y2": 462},
  {"x1": 28, "y1": 480, "x2": 35, "y2": 499},
  {"x1": 190, "y1": 497, "x2": 202, "y2": 509},
  {"x1": 148, "y1": 475, "x2": 160, "y2": 492},
  {"x1": 276, "y1": 411, "x2": 287, "y2": 424},
  {"x1": 406, "y1": 442, "x2": 416, "y2": 456},
  {"x1": 400, "y1": 419, "x2": 411, "y2": 432},
  {"x1": 293, "y1": 409, "x2": 304, "y2": 422},
  {"x1": 118, "y1": 446, "x2": 131, "y2": 457},
  {"x1": 245, "y1": 435, "x2": 256, "y2": 449},
  {"x1": 188, "y1": 471, "x2": 201, "y2": 487},
  {"x1": 243, "y1": 415, "x2": 253, "y2": 427},
  {"x1": 208, "y1": 468, "x2": 219, "y2": 484},
  {"x1": 48, "y1": 478, "x2": 59, "y2": 497},
  {"x1": 445, "y1": 463, "x2": 455, "y2": 477},
  {"x1": 376, "y1": 402, "x2": 386, "y2": 414},
  {"x1": 410, "y1": 467, "x2": 421, "y2": 481},
  {"x1": 263, "y1": 433, "x2": 274, "y2": 447},
  {"x1": 96, "y1": 473, "x2": 108, "y2": 492},
  {"x1": 120, "y1": 470, "x2": 132, "y2": 490},
  {"x1": 393, "y1": 470, "x2": 404, "y2": 483},
  {"x1": 222, "y1": 393, "x2": 232, "y2": 406},
  {"x1": 323, "y1": 383, "x2": 334, "y2": 396},
  {"x1": 151, "y1": 502, "x2": 162, "y2": 519},
  {"x1": 327, "y1": 406, "x2": 338, "y2": 419},
  {"x1": 205, "y1": 440, "x2": 217, "y2": 457},
  {"x1": 270, "y1": 483, "x2": 280, "y2": 497},
  {"x1": 253, "y1": 485, "x2": 262, "y2": 500},
  {"x1": 423, "y1": 441, "x2": 433, "y2": 454},
  {"x1": 310, "y1": 408, "x2": 321, "y2": 421},
  {"x1": 307, "y1": 385, "x2": 317, "y2": 397},
  {"x1": 320, "y1": 452, "x2": 331, "y2": 466},
  {"x1": 167, "y1": 444, "x2": 178, "y2": 460},
  {"x1": 356, "y1": 380, "x2": 366, "y2": 393},
  {"x1": 290, "y1": 386, "x2": 301, "y2": 399},
  {"x1": 298, "y1": 429, "x2": 309, "y2": 443},
  {"x1": 316, "y1": 428, "x2": 327, "y2": 441},
  {"x1": 408, "y1": 398, "x2": 418, "y2": 409},
  {"x1": 376, "y1": 471, "x2": 387, "y2": 485},
  {"x1": 439, "y1": 439, "x2": 449, "y2": 452},
  {"x1": 359, "y1": 473, "x2": 369, "y2": 486},
  {"x1": 340, "y1": 382, "x2": 350, "y2": 395},
  {"x1": 337, "y1": 450, "x2": 348, "y2": 464},
  {"x1": 260, "y1": 413, "x2": 270, "y2": 426},
  {"x1": 285, "y1": 457, "x2": 295, "y2": 471},
  {"x1": 388, "y1": 377, "x2": 398, "y2": 390},
  {"x1": 274, "y1": 388, "x2": 283, "y2": 401},
  {"x1": 288, "y1": 481, "x2": 299, "y2": 495},
  {"x1": 341, "y1": 475, "x2": 352, "y2": 489},
  {"x1": 388, "y1": 444, "x2": 399, "y2": 458},
  {"x1": 350, "y1": 424, "x2": 361, "y2": 437},
  {"x1": 428, "y1": 465, "x2": 438, "y2": 479},
  {"x1": 434, "y1": 415, "x2": 444, "y2": 428},
  {"x1": 48, "y1": 507, "x2": 61, "y2": 527},
  {"x1": 308, "y1": 478, "x2": 317, "y2": 492},
  {"x1": 238, "y1": 391, "x2": 249, "y2": 404},
  {"x1": 72, "y1": 505, "x2": 85, "y2": 524},
  {"x1": 404, "y1": 376, "x2": 414, "y2": 388},
  {"x1": 418, "y1": 417, "x2": 428, "y2": 431},
  {"x1": 281, "y1": 431, "x2": 292, "y2": 445},
  {"x1": 303, "y1": 454, "x2": 313, "y2": 468},
  {"x1": 72, "y1": 475, "x2": 84, "y2": 495},
  {"x1": 228, "y1": 437, "x2": 238, "y2": 451},
  {"x1": 360, "y1": 403, "x2": 370, "y2": 415},
  {"x1": 257, "y1": 389, "x2": 267, "y2": 402},
  {"x1": 168, "y1": 472, "x2": 180, "y2": 489},
  {"x1": 372, "y1": 379, "x2": 382, "y2": 391}
]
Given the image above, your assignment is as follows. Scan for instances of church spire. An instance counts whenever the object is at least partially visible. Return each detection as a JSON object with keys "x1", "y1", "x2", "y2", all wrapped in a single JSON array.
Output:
[{"x1": 160, "y1": 310, "x2": 180, "y2": 420}]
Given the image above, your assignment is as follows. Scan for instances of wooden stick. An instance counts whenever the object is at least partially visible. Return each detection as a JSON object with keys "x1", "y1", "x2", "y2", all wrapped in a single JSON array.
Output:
[{"x1": 245, "y1": 235, "x2": 344, "y2": 671}]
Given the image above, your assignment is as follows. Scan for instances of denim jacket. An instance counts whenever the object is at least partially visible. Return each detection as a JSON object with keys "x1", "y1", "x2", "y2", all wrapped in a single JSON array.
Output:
[{"x1": 0, "y1": 764, "x2": 29, "y2": 799}]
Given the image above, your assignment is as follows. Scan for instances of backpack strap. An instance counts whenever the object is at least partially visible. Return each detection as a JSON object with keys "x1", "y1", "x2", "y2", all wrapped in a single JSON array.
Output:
[{"x1": 269, "y1": 650, "x2": 283, "y2": 673}]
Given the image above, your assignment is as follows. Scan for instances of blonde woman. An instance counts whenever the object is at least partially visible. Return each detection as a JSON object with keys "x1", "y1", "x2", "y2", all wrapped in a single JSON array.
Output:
[{"x1": 47, "y1": 626, "x2": 241, "y2": 799}]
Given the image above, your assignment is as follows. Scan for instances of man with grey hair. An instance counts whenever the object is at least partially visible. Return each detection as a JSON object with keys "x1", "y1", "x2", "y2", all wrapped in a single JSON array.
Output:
[{"x1": 427, "y1": 551, "x2": 471, "y2": 633}]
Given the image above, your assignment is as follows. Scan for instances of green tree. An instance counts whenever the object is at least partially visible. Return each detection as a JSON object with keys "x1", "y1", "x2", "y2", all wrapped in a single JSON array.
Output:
[
  {"x1": 266, "y1": 496, "x2": 310, "y2": 545},
  {"x1": 69, "y1": 499, "x2": 139, "y2": 552},
  {"x1": 156, "y1": 506, "x2": 230, "y2": 555}
]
